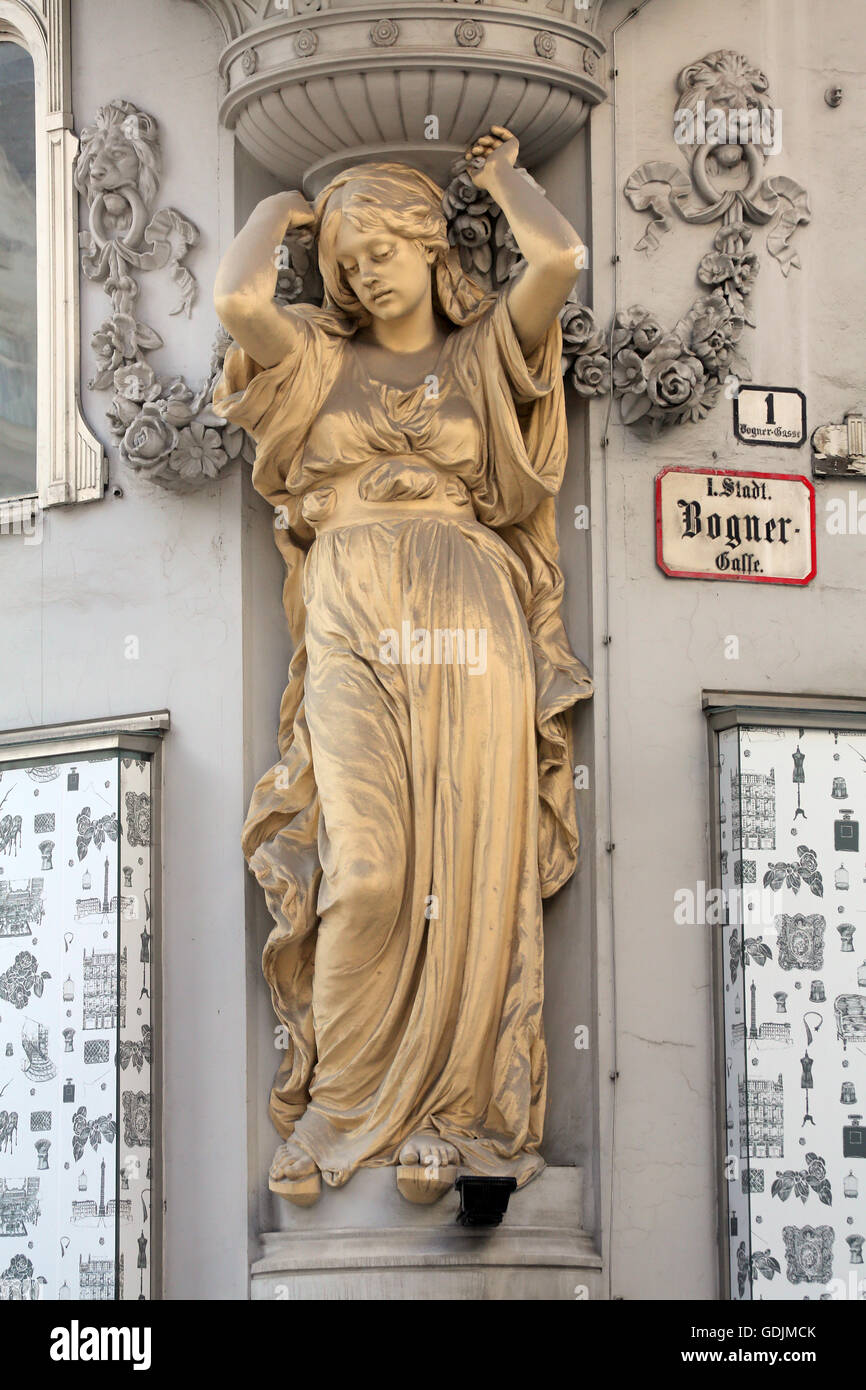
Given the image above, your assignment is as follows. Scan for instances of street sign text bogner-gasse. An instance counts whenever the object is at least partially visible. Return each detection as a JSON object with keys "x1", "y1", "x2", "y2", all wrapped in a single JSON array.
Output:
[{"x1": 655, "y1": 467, "x2": 816, "y2": 585}]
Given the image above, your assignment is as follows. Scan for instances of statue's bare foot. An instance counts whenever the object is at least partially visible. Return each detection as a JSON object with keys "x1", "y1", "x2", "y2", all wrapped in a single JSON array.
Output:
[
  {"x1": 396, "y1": 1133, "x2": 459, "y2": 1205},
  {"x1": 399, "y1": 1134, "x2": 460, "y2": 1169},
  {"x1": 269, "y1": 1139, "x2": 321, "y2": 1206}
]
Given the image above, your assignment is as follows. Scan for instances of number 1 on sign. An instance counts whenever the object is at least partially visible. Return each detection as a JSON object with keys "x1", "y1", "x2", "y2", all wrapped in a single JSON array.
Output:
[{"x1": 765, "y1": 393, "x2": 775, "y2": 426}]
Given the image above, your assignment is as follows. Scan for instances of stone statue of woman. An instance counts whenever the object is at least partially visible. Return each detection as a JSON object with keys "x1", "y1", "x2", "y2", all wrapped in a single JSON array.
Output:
[{"x1": 213, "y1": 127, "x2": 593, "y2": 1207}]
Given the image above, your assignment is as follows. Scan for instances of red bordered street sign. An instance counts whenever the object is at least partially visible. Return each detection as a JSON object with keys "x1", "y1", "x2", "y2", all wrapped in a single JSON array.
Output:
[{"x1": 655, "y1": 466, "x2": 816, "y2": 585}]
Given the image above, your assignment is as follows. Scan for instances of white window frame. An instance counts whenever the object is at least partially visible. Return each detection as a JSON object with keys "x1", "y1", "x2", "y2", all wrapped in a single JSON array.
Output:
[{"x1": 0, "y1": 0, "x2": 104, "y2": 527}]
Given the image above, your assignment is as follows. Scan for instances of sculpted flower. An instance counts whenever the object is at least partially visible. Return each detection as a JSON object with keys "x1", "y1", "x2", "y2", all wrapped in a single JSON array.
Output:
[
  {"x1": 90, "y1": 319, "x2": 129, "y2": 383},
  {"x1": 611, "y1": 305, "x2": 663, "y2": 355},
  {"x1": 113, "y1": 361, "x2": 156, "y2": 402},
  {"x1": 560, "y1": 302, "x2": 603, "y2": 355},
  {"x1": 570, "y1": 352, "x2": 611, "y2": 397},
  {"x1": 644, "y1": 334, "x2": 709, "y2": 413},
  {"x1": 688, "y1": 292, "x2": 742, "y2": 374},
  {"x1": 441, "y1": 171, "x2": 485, "y2": 220},
  {"x1": 161, "y1": 379, "x2": 196, "y2": 428},
  {"x1": 729, "y1": 253, "x2": 759, "y2": 293},
  {"x1": 612, "y1": 348, "x2": 645, "y2": 393},
  {"x1": 276, "y1": 267, "x2": 304, "y2": 303},
  {"x1": 90, "y1": 313, "x2": 162, "y2": 389},
  {"x1": 697, "y1": 251, "x2": 736, "y2": 287},
  {"x1": 170, "y1": 421, "x2": 229, "y2": 480},
  {"x1": 120, "y1": 401, "x2": 179, "y2": 472},
  {"x1": 451, "y1": 211, "x2": 492, "y2": 248}
]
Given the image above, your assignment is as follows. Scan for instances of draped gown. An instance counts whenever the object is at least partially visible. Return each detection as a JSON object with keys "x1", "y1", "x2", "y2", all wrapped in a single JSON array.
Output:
[{"x1": 213, "y1": 291, "x2": 592, "y2": 1187}]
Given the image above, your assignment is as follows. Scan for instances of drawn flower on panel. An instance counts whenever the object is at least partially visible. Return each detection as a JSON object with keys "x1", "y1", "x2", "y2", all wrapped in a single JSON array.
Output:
[
  {"x1": 772, "y1": 1154, "x2": 832, "y2": 1207},
  {"x1": 118, "y1": 1025, "x2": 153, "y2": 1074},
  {"x1": 744, "y1": 935, "x2": 772, "y2": 967},
  {"x1": 0, "y1": 951, "x2": 51, "y2": 1009},
  {"x1": 764, "y1": 856, "x2": 823, "y2": 906},
  {"x1": 71, "y1": 1107, "x2": 117, "y2": 1163},
  {"x1": 736, "y1": 1241, "x2": 780, "y2": 1298},
  {"x1": 76, "y1": 807, "x2": 120, "y2": 862}
]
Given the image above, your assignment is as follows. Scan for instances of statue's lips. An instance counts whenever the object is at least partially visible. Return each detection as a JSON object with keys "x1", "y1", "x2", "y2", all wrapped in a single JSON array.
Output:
[{"x1": 370, "y1": 288, "x2": 394, "y2": 302}]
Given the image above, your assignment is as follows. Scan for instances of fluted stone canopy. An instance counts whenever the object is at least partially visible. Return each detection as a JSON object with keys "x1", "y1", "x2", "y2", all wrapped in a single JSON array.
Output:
[{"x1": 189, "y1": 0, "x2": 607, "y2": 190}]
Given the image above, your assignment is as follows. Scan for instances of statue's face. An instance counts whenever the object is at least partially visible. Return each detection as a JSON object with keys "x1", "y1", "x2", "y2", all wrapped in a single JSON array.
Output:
[{"x1": 333, "y1": 220, "x2": 433, "y2": 322}]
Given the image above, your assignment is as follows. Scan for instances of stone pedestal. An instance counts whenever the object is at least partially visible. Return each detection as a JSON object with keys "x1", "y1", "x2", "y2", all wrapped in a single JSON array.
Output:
[{"x1": 251, "y1": 1165, "x2": 600, "y2": 1300}]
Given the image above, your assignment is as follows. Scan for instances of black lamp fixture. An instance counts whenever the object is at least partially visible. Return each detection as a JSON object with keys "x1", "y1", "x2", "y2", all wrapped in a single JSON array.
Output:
[{"x1": 454, "y1": 1176, "x2": 517, "y2": 1227}]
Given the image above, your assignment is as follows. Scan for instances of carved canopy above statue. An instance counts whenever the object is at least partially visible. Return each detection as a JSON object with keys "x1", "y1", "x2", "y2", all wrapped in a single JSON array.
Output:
[{"x1": 188, "y1": 0, "x2": 607, "y2": 191}]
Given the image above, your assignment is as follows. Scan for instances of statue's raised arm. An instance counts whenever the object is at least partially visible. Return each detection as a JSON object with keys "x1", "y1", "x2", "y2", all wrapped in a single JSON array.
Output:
[
  {"x1": 465, "y1": 126, "x2": 585, "y2": 355},
  {"x1": 213, "y1": 190, "x2": 316, "y2": 367}
]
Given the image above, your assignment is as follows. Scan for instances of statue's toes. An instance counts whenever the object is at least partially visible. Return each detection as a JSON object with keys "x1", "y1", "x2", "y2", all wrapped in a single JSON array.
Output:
[
  {"x1": 270, "y1": 1143, "x2": 312, "y2": 1180},
  {"x1": 269, "y1": 1147, "x2": 293, "y2": 1179},
  {"x1": 398, "y1": 1139, "x2": 421, "y2": 1166}
]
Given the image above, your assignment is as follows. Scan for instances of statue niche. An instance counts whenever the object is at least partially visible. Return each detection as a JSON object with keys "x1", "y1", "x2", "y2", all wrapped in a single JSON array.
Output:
[{"x1": 213, "y1": 129, "x2": 593, "y2": 1207}]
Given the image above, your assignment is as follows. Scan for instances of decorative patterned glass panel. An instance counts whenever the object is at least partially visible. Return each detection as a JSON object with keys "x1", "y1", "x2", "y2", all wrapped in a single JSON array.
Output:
[
  {"x1": 0, "y1": 750, "x2": 154, "y2": 1300},
  {"x1": 0, "y1": 40, "x2": 37, "y2": 500},
  {"x1": 717, "y1": 723, "x2": 866, "y2": 1301}
]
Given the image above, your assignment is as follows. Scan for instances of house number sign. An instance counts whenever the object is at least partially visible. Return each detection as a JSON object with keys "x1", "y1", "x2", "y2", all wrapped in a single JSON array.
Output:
[
  {"x1": 656, "y1": 466, "x2": 816, "y2": 585},
  {"x1": 733, "y1": 385, "x2": 807, "y2": 448}
]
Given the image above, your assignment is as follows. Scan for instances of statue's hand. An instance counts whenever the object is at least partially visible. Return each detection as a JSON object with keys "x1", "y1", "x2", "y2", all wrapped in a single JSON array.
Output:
[
  {"x1": 256, "y1": 190, "x2": 316, "y2": 231},
  {"x1": 465, "y1": 126, "x2": 519, "y2": 192}
]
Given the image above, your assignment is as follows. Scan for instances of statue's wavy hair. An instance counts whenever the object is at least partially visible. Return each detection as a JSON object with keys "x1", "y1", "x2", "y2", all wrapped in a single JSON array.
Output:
[{"x1": 313, "y1": 163, "x2": 492, "y2": 327}]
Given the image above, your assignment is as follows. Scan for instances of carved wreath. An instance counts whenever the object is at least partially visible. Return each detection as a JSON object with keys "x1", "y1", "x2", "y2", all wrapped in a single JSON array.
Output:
[{"x1": 74, "y1": 100, "x2": 254, "y2": 489}]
